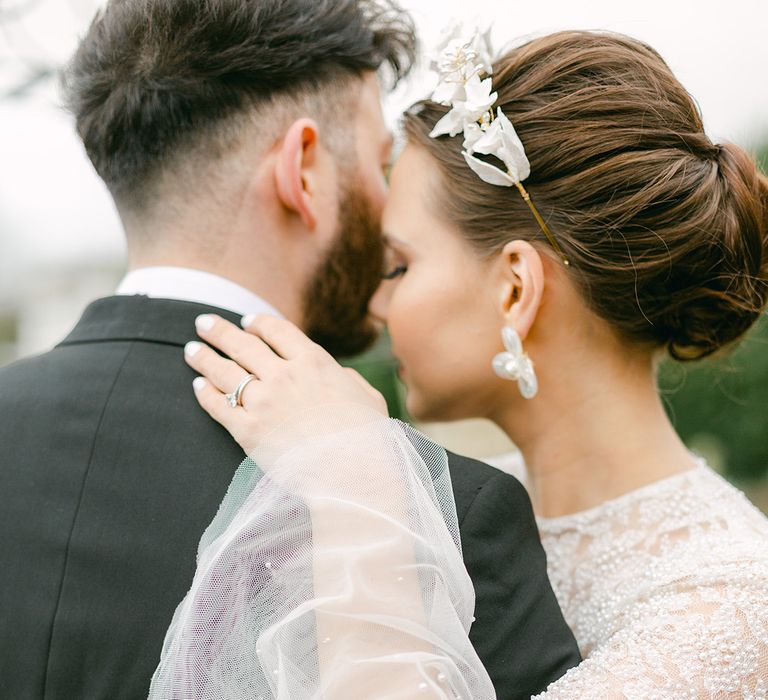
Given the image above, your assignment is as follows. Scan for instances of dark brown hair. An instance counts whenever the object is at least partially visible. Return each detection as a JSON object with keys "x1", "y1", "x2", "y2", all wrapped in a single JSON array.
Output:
[
  {"x1": 63, "y1": 0, "x2": 416, "y2": 209},
  {"x1": 405, "y1": 31, "x2": 768, "y2": 361}
]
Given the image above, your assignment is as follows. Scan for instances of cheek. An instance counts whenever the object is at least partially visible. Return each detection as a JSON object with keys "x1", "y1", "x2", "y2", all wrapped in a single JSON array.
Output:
[{"x1": 387, "y1": 267, "x2": 499, "y2": 420}]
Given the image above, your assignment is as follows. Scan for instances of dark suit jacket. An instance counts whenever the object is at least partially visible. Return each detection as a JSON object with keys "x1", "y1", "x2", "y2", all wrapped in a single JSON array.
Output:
[{"x1": 0, "y1": 295, "x2": 579, "y2": 699}]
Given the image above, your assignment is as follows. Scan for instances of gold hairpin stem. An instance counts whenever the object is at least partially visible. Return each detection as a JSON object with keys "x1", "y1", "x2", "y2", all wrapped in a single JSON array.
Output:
[{"x1": 514, "y1": 181, "x2": 570, "y2": 267}]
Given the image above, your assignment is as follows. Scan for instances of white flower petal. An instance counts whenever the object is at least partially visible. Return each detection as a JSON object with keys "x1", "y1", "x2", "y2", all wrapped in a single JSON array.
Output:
[
  {"x1": 495, "y1": 108, "x2": 531, "y2": 182},
  {"x1": 461, "y1": 75, "x2": 479, "y2": 99},
  {"x1": 432, "y1": 80, "x2": 466, "y2": 105},
  {"x1": 431, "y1": 23, "x2": 495, "y2": 85},
  {"x1": 430, "y1": 109, "x2": 467, "y2": 138},
  {"x1": 464, "y1": 75, "x2": 493, "y2": 100},
  {"x1": 462, "y1": 151, "x2": 516, "y2": 187},
  {"x1": 430, "y1": 21, "x2": 463, "y2": 71},
  {"x1": 468, "y1": 26, "x2": 495, "y2": 76},
  {"x1": 470, "y1": 118, "x2": 503, "y2": 155},
  {"x1": 462, "y1": 122, "x2": 484, "y2": 151},
  {"x1": 464, "y1": 76, "x2": 497, "y2": 118}
]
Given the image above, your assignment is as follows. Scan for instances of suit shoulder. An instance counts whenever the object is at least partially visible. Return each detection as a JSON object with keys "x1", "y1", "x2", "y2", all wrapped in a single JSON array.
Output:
[
  {"x1": 0, "y1": 341, "x2": 130, "y2": 408},
  {"x1": 445, "y1": 450, "x2": 529, "y2": 524},
  {"x1": 0, "y1": 343, "x2": 85, "y2": 384},
  {"x1": 0, "y1": 350, "x2": 51, "y2": 389},
  {"x1": 446, "y1": 449, "x2": 526, "y2": 493}
]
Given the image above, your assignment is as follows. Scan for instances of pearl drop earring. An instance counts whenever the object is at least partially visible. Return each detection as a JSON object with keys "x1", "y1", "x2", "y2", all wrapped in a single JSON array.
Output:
[{"x1": 491, "y1": 326, "x2": 538, "y2": 399}]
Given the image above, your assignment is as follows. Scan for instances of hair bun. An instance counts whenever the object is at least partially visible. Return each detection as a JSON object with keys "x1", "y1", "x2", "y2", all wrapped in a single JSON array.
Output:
[{"x1": 664, "y1": 142, "x2": 768, "y2": 360}]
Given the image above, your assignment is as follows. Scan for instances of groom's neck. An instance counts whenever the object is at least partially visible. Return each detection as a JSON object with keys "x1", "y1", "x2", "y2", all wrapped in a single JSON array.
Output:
[
  {"x1": 119, "y1": 183, "x2": 318, "y2": 327},
  {"x1": 124, "y1": 237, "x2": 306, "y2": 326}
]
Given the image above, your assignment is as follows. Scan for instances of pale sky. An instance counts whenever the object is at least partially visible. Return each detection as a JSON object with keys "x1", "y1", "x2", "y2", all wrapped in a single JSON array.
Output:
[{"x1": 1, "y1": 0, "x2": 767, "y2": 297}]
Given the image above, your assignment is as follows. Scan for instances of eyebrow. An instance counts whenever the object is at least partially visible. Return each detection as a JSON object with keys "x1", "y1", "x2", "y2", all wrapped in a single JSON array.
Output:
[{"x1": 383, "y1": 232, "x2": 410, "y2": 248}]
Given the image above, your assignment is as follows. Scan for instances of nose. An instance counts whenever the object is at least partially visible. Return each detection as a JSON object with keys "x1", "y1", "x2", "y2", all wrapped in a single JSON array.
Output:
[{"x1": 368, "y1": 279, "x2": 393, "y2": 323}]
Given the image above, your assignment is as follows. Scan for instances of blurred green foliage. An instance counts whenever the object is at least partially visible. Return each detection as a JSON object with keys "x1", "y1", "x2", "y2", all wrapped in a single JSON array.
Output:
[
  {"x1": 659, "y1": 316, "x2": 768, "y2": 482},
  {"x1": 0, "y1": 313, "x2": 18, "y2": 367},
  {"x1": 341, "y1": 331, "x2": 407, "y2": 420}
]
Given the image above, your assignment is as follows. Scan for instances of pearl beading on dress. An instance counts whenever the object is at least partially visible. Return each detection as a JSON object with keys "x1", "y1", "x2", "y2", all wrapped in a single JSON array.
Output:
[{"x1": 533, "y1": 462, "x2": 768, "y2": 699}]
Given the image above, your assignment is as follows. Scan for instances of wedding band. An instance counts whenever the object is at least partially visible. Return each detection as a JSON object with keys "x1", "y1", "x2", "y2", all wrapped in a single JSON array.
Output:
[{"x1": 225, "y1": 374, "x2": 256, "y2": 408}]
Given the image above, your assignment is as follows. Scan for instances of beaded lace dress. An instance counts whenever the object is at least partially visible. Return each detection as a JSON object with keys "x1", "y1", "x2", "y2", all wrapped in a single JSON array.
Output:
[{"x1": 533, "y1": 460, "x2": 768, "y2": 699}]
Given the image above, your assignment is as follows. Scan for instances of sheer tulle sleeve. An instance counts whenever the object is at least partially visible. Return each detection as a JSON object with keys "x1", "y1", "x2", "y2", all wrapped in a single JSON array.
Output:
[{"x1": 148, "y1": 409, "x2": 496, "y2": 699}]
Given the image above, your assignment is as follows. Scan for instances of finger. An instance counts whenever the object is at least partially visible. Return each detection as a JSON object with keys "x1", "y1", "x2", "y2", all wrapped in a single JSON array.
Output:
[
  {"x1": 195, "y1": 314, "x2": 281, "y2": 374},
  {"x1": 184, "y1": 341, "x2": 258, "y2": 394},
  {"x1": 241, "y1": 314, "x2": 323, "y2": 361},
  {"x1": 191, "y1": 377, "x2": 249, "y2": 446}
]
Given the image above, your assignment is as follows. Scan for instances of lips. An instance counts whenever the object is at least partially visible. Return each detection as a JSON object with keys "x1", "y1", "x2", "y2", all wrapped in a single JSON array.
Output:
[{"x1": 389, "y1": 348, "x2": 405, "y2": 377}]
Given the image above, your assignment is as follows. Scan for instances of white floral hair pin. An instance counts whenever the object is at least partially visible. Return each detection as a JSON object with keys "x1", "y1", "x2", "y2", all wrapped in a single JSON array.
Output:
[{"x1": 428, "y1": 24, "x2": 570, "y2": 266}]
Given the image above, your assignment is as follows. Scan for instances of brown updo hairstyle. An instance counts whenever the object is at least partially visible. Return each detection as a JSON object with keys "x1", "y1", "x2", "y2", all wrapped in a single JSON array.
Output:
[{"x1": 404, "y1": 31, "x2": 768, "y2": 361}]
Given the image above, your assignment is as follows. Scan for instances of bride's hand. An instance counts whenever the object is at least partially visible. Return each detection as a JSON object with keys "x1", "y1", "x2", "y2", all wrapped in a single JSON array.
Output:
[{"x1": 184, "y1": 314, "x2": 388, "y2": 458}]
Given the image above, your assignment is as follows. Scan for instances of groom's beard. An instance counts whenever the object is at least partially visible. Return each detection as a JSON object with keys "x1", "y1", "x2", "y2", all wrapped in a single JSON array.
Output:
[{"x1": 301, "y1": 184, "x2": 384, "y2": 358}]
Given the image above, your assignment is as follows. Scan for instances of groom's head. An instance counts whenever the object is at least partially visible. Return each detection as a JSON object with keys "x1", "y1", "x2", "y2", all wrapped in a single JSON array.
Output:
[{"x1": 64, "y1": 0, "x2": 416, "y2": 356}]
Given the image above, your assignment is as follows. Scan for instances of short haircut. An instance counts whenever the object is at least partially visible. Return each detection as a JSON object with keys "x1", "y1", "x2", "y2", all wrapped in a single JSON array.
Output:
[{"x1": 62, "y1": 0, "x2": 416, "y2": 210}]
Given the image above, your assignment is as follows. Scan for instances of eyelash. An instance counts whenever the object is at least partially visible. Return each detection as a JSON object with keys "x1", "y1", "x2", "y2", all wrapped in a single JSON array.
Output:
[{"x1": 382, "y1": 264, "x2": 408, "y2": 280}]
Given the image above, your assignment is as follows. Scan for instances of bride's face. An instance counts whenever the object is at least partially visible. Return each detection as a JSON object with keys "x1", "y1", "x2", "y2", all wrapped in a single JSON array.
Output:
[{"x1": 370, "y1": 144, "x2": 508, "y2": 422}]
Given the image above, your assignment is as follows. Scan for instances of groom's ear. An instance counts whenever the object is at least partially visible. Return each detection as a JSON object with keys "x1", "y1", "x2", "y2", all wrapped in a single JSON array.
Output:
[
  {"x1": 274, "y1": 118, "x2": 321, "y2": 229},
  {"x1": 496, "y1": 240, "x2": 545, "y2": 341}
]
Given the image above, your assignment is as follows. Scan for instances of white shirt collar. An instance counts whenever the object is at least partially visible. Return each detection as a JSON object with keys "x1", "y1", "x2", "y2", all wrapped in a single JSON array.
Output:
[{"x1": 116, "y1": 266, "x2": 284, "y2": 319}]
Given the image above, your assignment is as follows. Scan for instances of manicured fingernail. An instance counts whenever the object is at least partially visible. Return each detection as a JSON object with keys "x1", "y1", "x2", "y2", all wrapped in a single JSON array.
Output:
[
  {"x1": 193, "y1": 377, "x2": 207, "y2": 392},
  {"x1": 241, "y1": 314, "x2": 255, "y2": 328},
  {"x1": 185, "y1": 341, "x2": 203, "y2": 358},
  {"x1": 195, "y1": 314, "x2": 216, "y2": 332}
]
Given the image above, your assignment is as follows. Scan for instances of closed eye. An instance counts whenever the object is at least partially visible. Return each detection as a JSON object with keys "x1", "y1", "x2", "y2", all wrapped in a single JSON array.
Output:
[{"x1": 382, "y1": 264, "x2": 408, "y2": 280}]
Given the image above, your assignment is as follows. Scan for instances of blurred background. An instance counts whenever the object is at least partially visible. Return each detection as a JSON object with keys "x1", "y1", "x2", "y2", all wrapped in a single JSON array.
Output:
[{"x1": 1, "y1": 0, "x2": 766, "y2": 508}]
